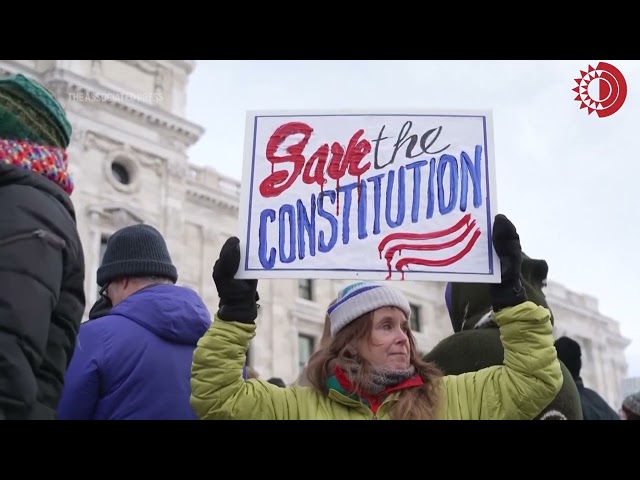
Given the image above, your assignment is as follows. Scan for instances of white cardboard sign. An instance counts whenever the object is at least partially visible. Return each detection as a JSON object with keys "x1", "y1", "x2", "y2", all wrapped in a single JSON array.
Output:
[{"x1": 236, "y1": 109, "x2": 500, "y2": 283}]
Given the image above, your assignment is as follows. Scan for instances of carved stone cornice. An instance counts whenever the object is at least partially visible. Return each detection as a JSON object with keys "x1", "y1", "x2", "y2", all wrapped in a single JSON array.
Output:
[
  {"x1": 83, "y1": 130, "x2": 123, "y2": 152},
  {"x1": 120, "y1": 60, "x2": 169, "y2": 99},
  {"x1": 184, "y1": 165, "x2": 241, "y2": 212},
  {"x1": 166, "y1": 60, "x2": 197, "y2": 74},
  {"x1": 87, "y1": 204, "x2": 146, "y2": 230},
  {"x1": 0, "y1": 62, "x2": 37, "y2": 78},
  {"x1": 121, "y1": 60, "x2": 158, "y2": 75},
  {"x1": 40, "y1": 68, "x2": 204, "y2": 148},
  {"x1": 132, "y1": 60, "x2": 197, "y2": 75},
  {"x1": 291, "y1": 297, "x2": 325, "y2": 324},
  {"x1": 168, "y1": 159, "x2": 188, "y2": 179},
  {"x1": 77, "y1": 129, "x2": 166, "y2": 177},
  {"x1": 122, "y1": 59, "x2": 194, "y2": 75},
  {"x1": 185, "y1": 188, "x2": 239, "y2": 213}
]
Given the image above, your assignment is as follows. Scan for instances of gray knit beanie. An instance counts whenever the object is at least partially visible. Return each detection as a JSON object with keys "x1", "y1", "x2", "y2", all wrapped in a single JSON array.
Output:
[
  {"x1": 327, "y1": 282, "x2": 411, "y2": 336},
  {"x1": 97, "y1": 224, "x2": 178, "y2": 287}
]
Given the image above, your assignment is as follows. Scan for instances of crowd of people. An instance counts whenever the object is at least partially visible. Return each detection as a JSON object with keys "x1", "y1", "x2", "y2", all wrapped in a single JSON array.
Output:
[{"x1": 1, "y1": 72, "x2": 637, "y2": 421}]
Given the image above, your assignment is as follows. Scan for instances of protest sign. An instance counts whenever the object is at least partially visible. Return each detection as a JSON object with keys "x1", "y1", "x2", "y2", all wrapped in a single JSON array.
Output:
[{"x1": 236, "y1": 110, "x2": 500, "y2": 283}]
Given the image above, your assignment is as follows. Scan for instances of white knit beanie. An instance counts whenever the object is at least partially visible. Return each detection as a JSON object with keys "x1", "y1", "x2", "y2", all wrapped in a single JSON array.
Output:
[{"x1": 327, "y1": 282, "x2": 411, "y2": 336}]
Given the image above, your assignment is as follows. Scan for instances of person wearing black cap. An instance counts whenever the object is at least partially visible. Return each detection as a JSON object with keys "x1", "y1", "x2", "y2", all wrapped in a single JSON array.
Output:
[
  {"x1": 57, "y1": 223, "x2": 212, "y2": 420},
  {"x1": 554, "y1": 336, "x2": 620, "y2": 420}
]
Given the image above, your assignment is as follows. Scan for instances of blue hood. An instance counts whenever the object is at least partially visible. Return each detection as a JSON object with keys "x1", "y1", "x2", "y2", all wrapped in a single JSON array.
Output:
[{"x1": 110, "y1": 284, "x2": 211, "y2": 345}]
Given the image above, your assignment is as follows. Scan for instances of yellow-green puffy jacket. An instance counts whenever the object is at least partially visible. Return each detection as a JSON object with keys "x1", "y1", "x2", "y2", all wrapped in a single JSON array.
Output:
[{"x1": 190, "y1": 301, "x2": 562, "y2": 420}]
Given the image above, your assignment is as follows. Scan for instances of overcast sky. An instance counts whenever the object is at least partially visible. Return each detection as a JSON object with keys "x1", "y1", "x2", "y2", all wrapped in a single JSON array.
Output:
[{"x1": 184, "y1": 60, "x2": 640, "y2": 377}]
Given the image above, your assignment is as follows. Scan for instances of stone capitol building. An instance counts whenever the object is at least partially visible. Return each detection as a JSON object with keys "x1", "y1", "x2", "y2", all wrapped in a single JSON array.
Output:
[{"x1": 0, "y1": 59, "x2": 631, "y2": 411}]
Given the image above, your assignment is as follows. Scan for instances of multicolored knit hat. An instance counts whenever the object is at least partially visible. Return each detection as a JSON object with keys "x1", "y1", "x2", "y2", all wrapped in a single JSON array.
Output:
[
  {"x1": 0, "y1": 138, "x2": 74, "y2": 195},
  {"x1": 0, "y1": 74, "x2": 75, "y2": 194},
  {"x1": 327, "y1": 282, "x2": 411, "y2": 336},
  {"x1": 0, "y1": 73, "x2": 72, "y2": 149}
]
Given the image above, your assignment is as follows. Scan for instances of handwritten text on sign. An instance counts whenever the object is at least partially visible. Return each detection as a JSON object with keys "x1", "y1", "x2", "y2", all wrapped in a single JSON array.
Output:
[{"x1": 236, "y1": 111, "x2": 499, "y2": 282}]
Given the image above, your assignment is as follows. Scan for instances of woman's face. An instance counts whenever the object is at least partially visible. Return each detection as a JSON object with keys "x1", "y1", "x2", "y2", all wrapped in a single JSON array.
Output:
[{"x1": 357, "y1": 306, "x2": 411, "y2": 370}]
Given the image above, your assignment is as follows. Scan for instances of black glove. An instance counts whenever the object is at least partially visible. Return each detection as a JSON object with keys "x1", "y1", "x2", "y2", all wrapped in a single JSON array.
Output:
[
  {"x1": 490, "y1": 214, "x2": 527, "y2": 311},
  {"x1": 212, "y1": 236, "x2": 259, "y2": 323}
]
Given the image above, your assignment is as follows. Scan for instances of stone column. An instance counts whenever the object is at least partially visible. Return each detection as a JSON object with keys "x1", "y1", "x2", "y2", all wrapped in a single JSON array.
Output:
[
  {"x1": 85, "y1": 211, "x2": 102, "y2": 318},
  {"x1": 162, "y1": 158, "x2": 188, "y2": 273}
]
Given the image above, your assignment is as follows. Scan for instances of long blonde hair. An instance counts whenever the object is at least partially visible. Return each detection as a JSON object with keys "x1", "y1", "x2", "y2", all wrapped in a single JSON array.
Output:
[{"x1": 305, "y1": 312, "x2": 443, "y2": 420}]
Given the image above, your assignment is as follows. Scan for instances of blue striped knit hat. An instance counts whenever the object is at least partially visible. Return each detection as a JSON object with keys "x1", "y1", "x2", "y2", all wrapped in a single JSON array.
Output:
[{"x1": 327, "y1": 282, "x2": 411, "y2": 337}]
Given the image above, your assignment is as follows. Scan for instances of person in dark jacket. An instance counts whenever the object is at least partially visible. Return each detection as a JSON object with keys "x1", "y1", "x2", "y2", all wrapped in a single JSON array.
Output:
[
  {"x1": 57, "y1": 224, "x2": 211, "y2": 420},
  {"x1": 0, "y1": 73, "x2": 85, "y2": 420},
  {"x1": 88, "y1": 295, "x2": 112, "y2": 320},
  {"x1": 554, "y1": 336, "x2": 620, "y2": 420}
]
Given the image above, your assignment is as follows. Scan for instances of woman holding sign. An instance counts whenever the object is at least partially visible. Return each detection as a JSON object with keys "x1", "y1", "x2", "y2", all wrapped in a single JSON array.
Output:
[{"x1": 190, "y1": 214, "x2": 562, "y2": 420}]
